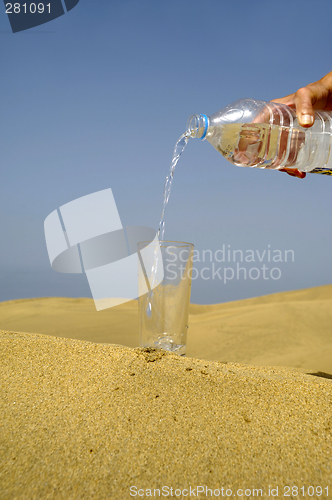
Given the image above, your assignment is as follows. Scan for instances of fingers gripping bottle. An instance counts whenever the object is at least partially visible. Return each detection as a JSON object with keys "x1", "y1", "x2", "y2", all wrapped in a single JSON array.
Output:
[{"x1": 187, "y1": 99, "x2": 332, "y2": 175}]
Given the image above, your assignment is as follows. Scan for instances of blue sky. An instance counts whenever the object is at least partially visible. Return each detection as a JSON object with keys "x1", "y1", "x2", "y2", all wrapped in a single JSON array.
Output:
[{"x1": 1, "y1": 0, "x2": 332, "y2": 304}]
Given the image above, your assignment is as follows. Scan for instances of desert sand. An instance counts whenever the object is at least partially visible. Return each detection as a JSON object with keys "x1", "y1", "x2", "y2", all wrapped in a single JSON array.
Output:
[
  {"x1": 1, "y1": 331, "x2": 332, "y2": 499},
  {"x1": 1, "y1": 284, "x2": 332, "y2": 372},
  {"x1": 1, "y1": 285, "x2": 332, "y2": 498}
]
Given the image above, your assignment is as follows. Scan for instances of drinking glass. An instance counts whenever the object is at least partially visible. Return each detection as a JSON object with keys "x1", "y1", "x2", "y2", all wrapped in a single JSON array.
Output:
[{"x1": 137, "y1": 240, "x2": 194, "y2": 355}]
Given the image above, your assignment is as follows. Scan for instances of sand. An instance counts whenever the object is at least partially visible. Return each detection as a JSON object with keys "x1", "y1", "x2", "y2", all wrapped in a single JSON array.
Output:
[
  {"x1": 1, "y1": 330, "x2": 332, "y2": 499},
  {"x1": 1, "y1": 284, "x2": 332, "y2": 372},
  {"x1": 1, "y1": 285, "x2": 332, "y2": 498}
]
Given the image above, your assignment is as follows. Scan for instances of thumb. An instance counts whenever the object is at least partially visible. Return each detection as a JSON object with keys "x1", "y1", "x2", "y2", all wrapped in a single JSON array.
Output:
[{"x1": 294, "y1": 87, "x2": 315, "y2": 127}]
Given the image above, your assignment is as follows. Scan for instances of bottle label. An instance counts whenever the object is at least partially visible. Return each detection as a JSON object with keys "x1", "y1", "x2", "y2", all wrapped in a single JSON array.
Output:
[{"x1": 310, "y1": 168, "x2": 332, "y2": 175}]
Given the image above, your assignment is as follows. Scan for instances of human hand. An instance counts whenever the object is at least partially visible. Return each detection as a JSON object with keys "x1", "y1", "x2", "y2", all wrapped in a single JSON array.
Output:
[
  {"x1": 272, "y1": 71, "x2": 332, "y2": 179},
  {"x1": 272, "y1": 71, "x2": 332, "y2": 127}
]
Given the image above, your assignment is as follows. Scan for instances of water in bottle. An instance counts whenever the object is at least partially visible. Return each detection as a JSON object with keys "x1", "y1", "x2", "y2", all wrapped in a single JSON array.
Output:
[{"x1": 187, "y1": 99, "x2": 332, "y2": 175}]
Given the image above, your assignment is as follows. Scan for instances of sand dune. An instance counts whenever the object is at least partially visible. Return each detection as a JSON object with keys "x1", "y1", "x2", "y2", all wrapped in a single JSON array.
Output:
[
  {"x1": 1, "y1": 288, "x2": 332, "y2": 497},
  {"x1": 0, "y1": 296, "x2": 139, "y2": 346},
  {"x1": 188, "y1": 284, "x2": 332, "y2": 373},
  {"x1": 1, "y1": 331, "x2": 332, "y2": 498},
  {"x1": 1, "y1": 284, "x2": 332, "y2": 372}
]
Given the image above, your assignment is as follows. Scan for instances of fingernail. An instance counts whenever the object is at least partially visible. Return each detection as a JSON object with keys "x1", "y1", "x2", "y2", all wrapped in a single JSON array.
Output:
[{"x1": 300, "y1": 114, "x2": 314, "y2": 126}]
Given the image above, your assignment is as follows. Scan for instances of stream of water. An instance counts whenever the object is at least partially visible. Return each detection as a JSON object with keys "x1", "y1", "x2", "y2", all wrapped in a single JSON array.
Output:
[
  {"x1": 157, "y1": 132, "x2": 190, "y2": 240},
  {"x1": 145, "y1": 132, "x2": 191, "y2": 318}
]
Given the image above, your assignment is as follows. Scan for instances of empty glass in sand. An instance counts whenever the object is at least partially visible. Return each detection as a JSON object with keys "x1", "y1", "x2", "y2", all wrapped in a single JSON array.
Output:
[{"x1": 138, "y1": 241, "x2": 194, "y2": 356}]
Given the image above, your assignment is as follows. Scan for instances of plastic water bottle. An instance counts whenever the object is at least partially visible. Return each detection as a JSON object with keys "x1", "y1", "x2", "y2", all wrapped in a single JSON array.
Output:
[{"x1": 187, "y1": 99, "x2": 332, "y2": 175}]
